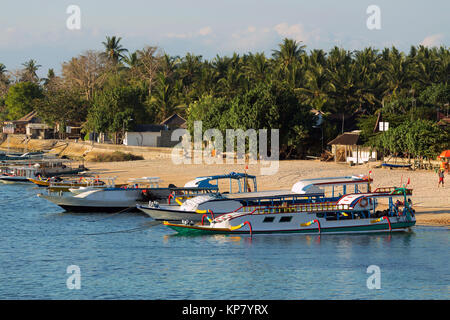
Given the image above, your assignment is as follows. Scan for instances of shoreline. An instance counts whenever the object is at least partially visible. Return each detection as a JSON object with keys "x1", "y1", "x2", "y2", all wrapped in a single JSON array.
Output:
[
  {"x1": 83, "y1": 159, "x2": 449, "y2": 227},
  {"x1": 2, "y1": 137, "x2": 448, "y2": 227}
]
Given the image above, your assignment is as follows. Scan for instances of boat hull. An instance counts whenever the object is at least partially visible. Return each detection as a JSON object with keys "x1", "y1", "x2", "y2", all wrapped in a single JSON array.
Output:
[
  {"x1": 58, "y1": 204, "x2": 140, "y2": 213},
  {"x1": 164, "y1": 214, "x2": 416, "y2": 235},
  {"x1": 137, "y1": 205, "x2": 228, "y2": 221},
  {"x1": 37, "y1": 187, "x2": 195, "y2": 213},
  {"x1": 0, "y1": 176, "x2": 34, "y2": 184},
  {"x1": 165, "y1": 220, "x2": 416, "y2": 235},
  {"x1": 37, "y1": 190, "x2": 145, "y2": 213}
]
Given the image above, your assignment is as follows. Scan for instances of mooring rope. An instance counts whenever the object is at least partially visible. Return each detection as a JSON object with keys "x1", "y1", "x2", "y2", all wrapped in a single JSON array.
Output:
[
  {"x1": 81, "y1": 220, "x2": 162, "y2": 236},
  {"x1": 86, "y1": 207, "x2": 135, "y2": 222}
]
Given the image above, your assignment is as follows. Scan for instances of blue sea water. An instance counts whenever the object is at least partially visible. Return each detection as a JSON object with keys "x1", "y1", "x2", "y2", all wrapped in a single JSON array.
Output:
[{"x1": 0, "y1": 183, "x2": 448, "y2": 300}]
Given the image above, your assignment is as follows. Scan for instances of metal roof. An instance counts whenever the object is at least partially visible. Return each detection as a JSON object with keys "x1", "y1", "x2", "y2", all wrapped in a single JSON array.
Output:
[
  {"x1": 183, "y1": 172, "x2": 256, "y2": 188},
  {"x1": 291, "y1": 175, "x2": 370, "y2": 194},
  {"x1": 327, "y1": 133, "x2": 361, "y2": 146}
]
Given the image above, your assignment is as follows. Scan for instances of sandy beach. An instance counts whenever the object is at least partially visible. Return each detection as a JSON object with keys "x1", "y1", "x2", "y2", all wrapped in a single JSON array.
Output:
[{"x1": 85, "y1": 158, "x2": 450, "y2": 227}]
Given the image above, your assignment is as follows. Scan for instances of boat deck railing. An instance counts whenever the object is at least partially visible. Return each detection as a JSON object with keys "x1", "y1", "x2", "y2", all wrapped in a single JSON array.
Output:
[
  {"x1": 216, "y1": 202, "x2": 353, "y2": 222},
  {"x1": 214, "y1": 186, "x2": 412, "y2": 222},
  {"x1": 372, "y1": 187, "x2": 412, "y2": 195},
  {"x1": 253, "y1": 202, "x2": 351, "y2": 214}
]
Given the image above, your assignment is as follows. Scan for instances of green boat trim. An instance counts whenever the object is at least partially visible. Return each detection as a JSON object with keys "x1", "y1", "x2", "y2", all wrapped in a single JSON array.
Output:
[{"x1": 164, "y1": 221, "x2": 416, "y2": 236}]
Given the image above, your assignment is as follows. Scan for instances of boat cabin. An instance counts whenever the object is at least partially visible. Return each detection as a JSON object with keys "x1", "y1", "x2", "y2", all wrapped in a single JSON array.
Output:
[{"x1": 183, "y1": 172, "x2": 257, "y2": 194}]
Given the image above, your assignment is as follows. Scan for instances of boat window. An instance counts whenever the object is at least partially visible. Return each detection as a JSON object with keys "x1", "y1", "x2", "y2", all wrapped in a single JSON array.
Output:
[
  {"x1": 279, "y1": 216, "x2": 292, "y2": 223},
  {"x1": 263, "y1": 217, "x2": 275, "y2": 223},
  {"x1": 316, "y1": 212, "x2": 325, "y2": 218},
  {"x1": 325, "y1": 212, "x2": 337, "y2": 221}
]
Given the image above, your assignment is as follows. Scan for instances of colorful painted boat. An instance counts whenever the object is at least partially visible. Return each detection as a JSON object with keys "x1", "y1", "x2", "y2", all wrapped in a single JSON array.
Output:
[
  {"x1": 163, "y1": 187, "x2": 415, "y2": 235},
  {"x1": 0, "y1": 159, "x2": 85, "y2": 184},
  {"x1": 137, "y1": 175, "x2": 373, "y2": 222},
  {"x1": 37, "y1": 172, "x2": 257, "y2": 213},
  {"x1": 28, "y1": 176, "x2": 121, "y2": 192},
  {"x1": 382, "y1": 163, "x2": 412, "y2": 169}
]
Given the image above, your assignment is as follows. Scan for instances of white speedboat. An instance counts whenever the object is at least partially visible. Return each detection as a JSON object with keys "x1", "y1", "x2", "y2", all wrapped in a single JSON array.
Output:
[
  {"x1": 164, "y1": 187, "x2": 416, "y2": 235},
  {"x1": 0, "y1": 166, "x2": 40, "y2": 184},
  {"x1": 138, "y1": 175, "x2": 373, "y2": 222},
  {"x1": 37, "y1": 172, "x2": 257, "y2": 213},
  {"x1": 0, "y1": 159, "x2": 85, "y2": 184}
]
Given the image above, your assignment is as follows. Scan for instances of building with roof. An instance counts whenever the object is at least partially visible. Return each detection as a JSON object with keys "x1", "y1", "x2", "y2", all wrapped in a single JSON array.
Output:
[
  {"x1": 2, "y1": 111, "x2": 53, "y2": 138},
  {"x1": 160, "y1": 113, "x2": 187, "y2": 129},
  {"x1": 123, "y1": 114, "x2": 186, "y2": 147},
  {"x1": 327, "y1": 131, "x2": 377, "y2": 164}
]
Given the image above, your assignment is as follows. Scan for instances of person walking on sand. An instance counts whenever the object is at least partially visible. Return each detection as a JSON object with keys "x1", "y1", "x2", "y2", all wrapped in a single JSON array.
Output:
[{"x1": 438, "y1": 170, "x2": 445, "y2": 188}]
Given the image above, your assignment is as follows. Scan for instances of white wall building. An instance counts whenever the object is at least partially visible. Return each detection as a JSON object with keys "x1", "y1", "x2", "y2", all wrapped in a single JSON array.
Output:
[{"x1": 124, "y1": 131, "x2": 162, "y2": 147}]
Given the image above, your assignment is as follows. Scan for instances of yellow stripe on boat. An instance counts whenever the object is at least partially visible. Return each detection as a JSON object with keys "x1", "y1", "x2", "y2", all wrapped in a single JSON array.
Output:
[
  {"x1": 370, "y1": 218, "x2": 383, "y2": 223},
  {"x1": 229, "y1": 223, "x2": 245, "y2": 231}
]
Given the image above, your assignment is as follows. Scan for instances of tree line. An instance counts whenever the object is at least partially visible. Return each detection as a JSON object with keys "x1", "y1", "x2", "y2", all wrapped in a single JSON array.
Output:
[{"x1": 0, "y1": 37, "x2": 448, "y2": 158}]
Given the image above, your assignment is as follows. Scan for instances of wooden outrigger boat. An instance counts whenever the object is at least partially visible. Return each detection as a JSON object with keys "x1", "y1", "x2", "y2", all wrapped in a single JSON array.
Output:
[
  {"x1": 0, "y1": 159, "x2": 86, "y2": 184},
  {"x1": 137, "y1": 175, "x2": 372, "y2": 222},
  {"x1": 163, "y1": 187, "x2": 416, "y2": 236},
  {"x1": 37, "y1": 172, "x2": 257, "y2": 213},
  {"x1": 28, "y1": 176, "x2": 120, "y2": 192}
]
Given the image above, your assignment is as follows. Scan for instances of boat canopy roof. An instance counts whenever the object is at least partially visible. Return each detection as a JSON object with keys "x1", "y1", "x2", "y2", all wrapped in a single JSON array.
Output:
[
  {"x1": 224, "y1": 189, "x2": 323, "y2": 199},
  {"x1": 184, "y1": 172, "x2": 257, "y2": 188},
  {"x1": 127, "y1": 177, "x2": 162, "y2": 187},
  {"x1": 179, "y1": 194, "x2": 222, "y2": 211},
  {"x1": 337, "y1": 189, "x2": 410, "y2": 208},
  {"x1": 291, "y1": 174, "x2": 371, "y2": 194}
]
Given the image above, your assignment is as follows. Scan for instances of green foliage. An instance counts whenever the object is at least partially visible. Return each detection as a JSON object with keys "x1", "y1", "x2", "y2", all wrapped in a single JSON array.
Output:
[
  {"x1": 90, "y1": 151, "x2": 144, "y2": 162},
  {"x1": 187, "y1": 82, "x2": 315, "y2": 158},
  {"x1": 372, "y1": 119, "x2": 448, "y2": 159},
  {"x1": 34, "y1": 89, "x2": 88, "y2": 130},
  {"x1": 4, "y1": 82, "x2": 43, "y2": 120},
  {"x1": 87, "y1": 85, "x2": 147, "y2": 135},
  {"x1": 3, "y1": 41, "x2": 448, "y2": 159},
  {"x1": 187, "y1": 94, "x2": 230, "y2": 134}
]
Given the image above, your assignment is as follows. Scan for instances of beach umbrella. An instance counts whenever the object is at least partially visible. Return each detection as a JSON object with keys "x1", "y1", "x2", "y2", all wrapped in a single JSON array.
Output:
[{"x1": 439, "y1": 150, "x2": 450, "y2": 158}]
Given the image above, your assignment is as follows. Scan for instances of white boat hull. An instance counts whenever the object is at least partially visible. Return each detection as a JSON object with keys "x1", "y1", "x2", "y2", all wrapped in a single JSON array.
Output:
[{"x1": 165, "y1": 213, "x2": 416, "y2": 235}]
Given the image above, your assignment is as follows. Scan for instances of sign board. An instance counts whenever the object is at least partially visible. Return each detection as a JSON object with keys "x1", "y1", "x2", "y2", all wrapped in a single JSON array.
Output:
[
  {"x1": 379, "y1": 122, "x2": 389, "y2": 131},
  {"x1": 66, "y1": 126, "x2": 72, "y2": 134}
]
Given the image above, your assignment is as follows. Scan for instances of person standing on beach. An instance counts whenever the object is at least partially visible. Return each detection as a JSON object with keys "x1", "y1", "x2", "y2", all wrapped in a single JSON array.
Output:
[{"x1": 438, "y1": 170, "x2": 445, "y2": 187}]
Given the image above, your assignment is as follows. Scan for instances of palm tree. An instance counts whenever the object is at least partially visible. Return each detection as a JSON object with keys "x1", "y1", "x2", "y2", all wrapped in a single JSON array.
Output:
[
  {"x1": 101, "y1": 36, "x2": 128, "y2": 64},
  {"x1": 42, "y1": 68, "x2": 57, "y2": 88},
  {"x1": 0, "y1": 63, "x2": 10, "y2": 97},
  {"x1": 0, "y1": 63, "x2": 7, "y2": 77},
  {"x1": 151, "y1": 73, "x2": 182, "y2": 121},
  {"x1": 160, "y1": 53, "x2": 180, "y2": 78},
  {"x1": 21, "y1": 59, "x2": 41, "y2": 82},
  {"x1": 211, "y1": 54, "x2": 232, "y2": 82},
  {"x1": 272, "y1": 38, "x2": 306, "y2": 69},
  {"x1": 379, "y1": 47, "x2": 415, "y2": 98},
  {"x1": 122, "y1": 51, "x2": 141, "y2": 80},
  {"x1": 243, "y1": 52, "x2": 271, "y2": 83},
  {"x1": 179, "y1": 53, "x2": 202, "y2": 87},
  {"x1": 272, "y1": 38, "x2": 307, "y2": 88},
  {"x1": 123, "y1": 51, "x2": 139, "y2": 69},
  {"x1": 295, "y1": 62, "x2": 331, "y2": 111}
]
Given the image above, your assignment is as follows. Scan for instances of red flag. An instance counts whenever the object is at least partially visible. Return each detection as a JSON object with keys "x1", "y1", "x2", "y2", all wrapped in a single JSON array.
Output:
[{"x1": 407, "y1": 177, "x2": 410, "y2": 185}]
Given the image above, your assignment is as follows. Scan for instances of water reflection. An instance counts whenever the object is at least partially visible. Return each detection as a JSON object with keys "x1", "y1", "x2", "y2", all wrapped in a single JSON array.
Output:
[{"x1": 1, "y1": 182, "x2": 446, "y2": 299}]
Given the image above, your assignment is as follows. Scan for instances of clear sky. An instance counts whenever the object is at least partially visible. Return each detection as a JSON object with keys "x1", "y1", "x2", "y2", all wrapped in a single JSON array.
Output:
[{"x1": 0, "y1": 0, "x2": 448, "y2": 77}]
